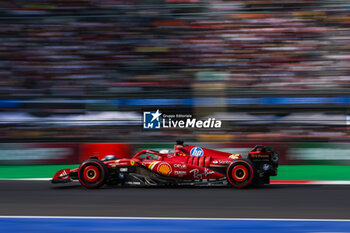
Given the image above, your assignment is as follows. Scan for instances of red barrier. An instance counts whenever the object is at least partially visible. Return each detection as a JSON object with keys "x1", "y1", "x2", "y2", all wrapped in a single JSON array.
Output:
[{"x1": 79, "y1": 143, "x2": 132, "y2": 162}]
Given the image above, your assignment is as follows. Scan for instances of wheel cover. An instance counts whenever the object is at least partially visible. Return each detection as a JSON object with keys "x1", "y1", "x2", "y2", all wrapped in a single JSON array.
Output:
[
  {"x1": 232, "y1": 165, "x2": 248, "y2": 182},
  {"x1": 227, "y1": 160, "x2": 255, "y2": 188},
  {"x1": 83, "y1": 165, "x2": 100, "y2": 182}
]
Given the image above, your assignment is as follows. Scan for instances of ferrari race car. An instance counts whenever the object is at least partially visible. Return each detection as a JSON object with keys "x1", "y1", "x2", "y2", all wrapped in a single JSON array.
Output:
[{"x1": 52, "y1": 141, "x2": 279, "y2": 189}]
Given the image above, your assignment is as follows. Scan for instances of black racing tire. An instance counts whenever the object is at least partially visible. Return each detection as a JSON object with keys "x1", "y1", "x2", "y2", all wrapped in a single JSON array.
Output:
[
  {"x1": 78, "y1": 159, "x2": 109, "y2": 189},
  {"x1": 226, "y1": 159, "x2": 256, "y2": 188}
]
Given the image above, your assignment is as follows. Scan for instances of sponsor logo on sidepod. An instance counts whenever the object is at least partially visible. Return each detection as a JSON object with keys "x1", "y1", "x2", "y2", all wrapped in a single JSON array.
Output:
[{"x1": 190, "y1": 147, "x2": 204, "y2": 157}]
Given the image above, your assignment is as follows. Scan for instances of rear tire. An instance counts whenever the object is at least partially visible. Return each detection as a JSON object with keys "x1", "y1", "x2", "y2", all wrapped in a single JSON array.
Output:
[
  {"x1": 78, "y1": 159, "x2": 108, "y2": 189},
  {"x1": 226, "y1": 159, "x2": 256, "y2": 188}
]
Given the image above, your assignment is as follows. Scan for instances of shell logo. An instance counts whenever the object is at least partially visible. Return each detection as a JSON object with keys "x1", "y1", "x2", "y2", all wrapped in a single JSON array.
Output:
[{"x1": 157, "y1": 163, "x2": 172, "y2": 175}]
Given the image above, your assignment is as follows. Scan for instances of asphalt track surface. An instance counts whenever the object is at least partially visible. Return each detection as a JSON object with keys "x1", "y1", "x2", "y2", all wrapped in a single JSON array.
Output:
[{"x1": 0, "y1": 180, "x2": 349, "y2": 219}]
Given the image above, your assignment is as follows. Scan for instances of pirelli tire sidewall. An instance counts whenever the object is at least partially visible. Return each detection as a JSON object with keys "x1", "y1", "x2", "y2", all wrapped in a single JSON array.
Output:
[
  {"x1": 78, "y1": 159, "x2": 109, "y2": 189},
  {"x1": 226, "y1": 159, "x2": 256, "y2": 188}
]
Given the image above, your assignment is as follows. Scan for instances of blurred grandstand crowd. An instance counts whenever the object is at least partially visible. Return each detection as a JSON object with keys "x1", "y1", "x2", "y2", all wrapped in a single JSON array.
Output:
[{"x1": 0, "y1": 0, "x2": 350, "y2": 142}]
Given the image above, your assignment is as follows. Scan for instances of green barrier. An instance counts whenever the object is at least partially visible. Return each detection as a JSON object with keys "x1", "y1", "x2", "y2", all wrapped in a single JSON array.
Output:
[
  {"x1": 1, "y1": 164, "x2": 350, "y2": 181},
  {"x1": 0, "y1": 165, "x2": 78, "y2": 179},
  {"x1": 271, "y1": 165, "x2": 350, "y2": 181}
]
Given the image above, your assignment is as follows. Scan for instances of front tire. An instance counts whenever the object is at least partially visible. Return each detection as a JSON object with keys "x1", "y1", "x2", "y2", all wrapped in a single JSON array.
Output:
[
  {"x1": 78, "y1": 159, "x2": 108, "y2": 189},
  {"x1": 226, "y1": 159, "x2": 256, "y2": 188}
]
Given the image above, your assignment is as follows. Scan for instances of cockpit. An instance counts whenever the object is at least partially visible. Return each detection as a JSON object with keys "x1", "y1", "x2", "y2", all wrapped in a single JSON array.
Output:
[{"x1": 132, "y1": 149, "x2": 172, "y2": 161}]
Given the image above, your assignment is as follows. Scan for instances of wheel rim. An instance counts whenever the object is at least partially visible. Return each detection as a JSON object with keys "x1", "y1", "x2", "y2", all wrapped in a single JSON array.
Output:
[
  {"x1": 232, "y1": 165, "x2": 248, "y2": 182},
  {"x1": 83, "y1": 165, "x2": 100, "y2": 182},
  {"x1": 226, "y1": 160, "x2": 255, "y2": 188}
]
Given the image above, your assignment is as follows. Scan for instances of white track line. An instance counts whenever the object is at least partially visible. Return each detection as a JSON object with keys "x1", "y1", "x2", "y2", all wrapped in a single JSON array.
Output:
[
  {"x1": 312, "y1": 181, "x2": 350, "y2": 185},
  {"x1": 0, "y1": 216, "x2": 349, "y2": 222}
]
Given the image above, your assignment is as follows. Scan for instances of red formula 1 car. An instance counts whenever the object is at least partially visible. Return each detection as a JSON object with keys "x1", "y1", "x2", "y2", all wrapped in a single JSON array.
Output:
[{"x1": 52, "y1": 141, "x2": 279, "y2": 189}]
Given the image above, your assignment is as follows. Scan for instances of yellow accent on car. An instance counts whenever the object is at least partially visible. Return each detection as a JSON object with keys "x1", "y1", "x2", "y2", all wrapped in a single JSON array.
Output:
[{"x1": 148, "y1": 161, "x2": 157, "y2": 169}]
